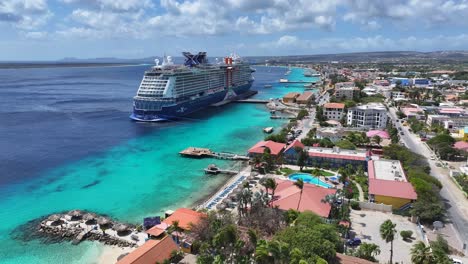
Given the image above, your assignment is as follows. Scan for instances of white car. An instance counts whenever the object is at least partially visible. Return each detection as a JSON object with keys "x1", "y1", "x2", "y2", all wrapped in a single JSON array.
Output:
[
  {"x1": 430, "y1": 156, "x2": 435, "y2": 160},
  {"x1": 452, "y1": 258, "x2": 463, "y2": 264}
]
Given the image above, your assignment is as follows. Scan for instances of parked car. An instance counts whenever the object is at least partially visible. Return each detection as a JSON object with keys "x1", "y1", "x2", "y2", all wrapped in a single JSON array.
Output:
[
  {"x1": 347, "y1": 238, "x2": 362, "y2": 246},
  {"x1": 452, "y1": 258, "x2": 463, "y2": 264},
  {"x1": 400, "y1": 132, "x2": 404, "y2": 135},
  {"x1": 421, "y1": 137, "x2": 427, "y2": 142}
]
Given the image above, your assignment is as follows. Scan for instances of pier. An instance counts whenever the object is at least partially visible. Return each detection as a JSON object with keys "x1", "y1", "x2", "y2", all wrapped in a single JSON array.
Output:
[
  {"x1": 211, "y1": 90, "x2": 258, "y2": 107},
  {"x1": 279, "y1": 79, "x2": 318, "y2": 84},
  {"x1": 270, "y1": 115, "x2": 295, "y2": 119},
  {"x1": 179, "y1": 147, "x2": 250, "y2": 161},
  {"x1": 234, "y1": 99, "x2": 269, "y2": 104},
  {"x1": 204, "y1": 164, "x2": 238, "y2": 175}
]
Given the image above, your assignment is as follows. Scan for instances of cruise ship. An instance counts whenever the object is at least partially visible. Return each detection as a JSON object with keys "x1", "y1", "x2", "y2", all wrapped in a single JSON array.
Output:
[{"x1": 130, "y1": 52, "x2": 254, "y2": 121}]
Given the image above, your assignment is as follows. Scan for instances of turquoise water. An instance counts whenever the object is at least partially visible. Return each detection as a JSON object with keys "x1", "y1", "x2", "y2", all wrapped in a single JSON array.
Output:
[
  {"x1": 288, "y1": 173, "x2": 332, "y2": 188},
  {"x1": 0, "y1": 66, "x2": 317, "y2": 264}
]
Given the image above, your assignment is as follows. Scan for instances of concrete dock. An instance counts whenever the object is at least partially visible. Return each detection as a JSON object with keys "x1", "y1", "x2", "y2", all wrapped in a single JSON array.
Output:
[{"x1": 179, "y1": 147, "x2": 250, "y2": 161}]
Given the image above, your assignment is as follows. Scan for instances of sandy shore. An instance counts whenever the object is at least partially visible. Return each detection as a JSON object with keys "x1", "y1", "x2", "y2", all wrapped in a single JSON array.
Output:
[{"x1": 96, "y1": 245, "x2": 132, "y2": 264}]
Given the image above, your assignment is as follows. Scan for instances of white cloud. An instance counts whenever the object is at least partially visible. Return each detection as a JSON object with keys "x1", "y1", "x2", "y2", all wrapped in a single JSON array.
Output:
[
  {"x1": 61, "y1": 0, "x2": 153, "y2": 12},
  {"x1": 261, "y1": 34, "x2": 468, "y2": 54},
  {"x1": 23, "y1": 30, "x2": 47, "y2": 39},
  {"x1": 0, "y1": 0, "x2": 52, "y2": 29},
  {"x1": 343, "y1": 0, "x2": 468, "y2": 28}
]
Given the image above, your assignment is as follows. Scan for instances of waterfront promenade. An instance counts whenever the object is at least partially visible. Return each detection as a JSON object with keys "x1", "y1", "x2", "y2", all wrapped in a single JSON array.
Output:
[{"x1": 198, "y1": 166, "x2": 252, "y2": 210}]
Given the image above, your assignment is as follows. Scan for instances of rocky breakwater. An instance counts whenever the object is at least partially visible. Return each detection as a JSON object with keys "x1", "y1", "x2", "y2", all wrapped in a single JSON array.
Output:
[{"x1": 36, "y1": 210, "x2": 142, "y2": 248}]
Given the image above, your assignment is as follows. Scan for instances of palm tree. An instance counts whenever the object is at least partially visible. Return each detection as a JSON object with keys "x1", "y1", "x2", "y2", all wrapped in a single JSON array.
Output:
[
  {"x1": 268, "y1": 240, "x2": 290, "y2": 264},
  {"x1": 372, "y1": 135, "x2": 382, "y2": 146},
  {"x1": 172, "y1": 220, "x2": 181, "y2": 244},
  {"x1": 355, "y1": 242, "x2": 381, "y2": 262},
  {"x1": 266, "y1": 178, "x2": 278, "y2": 204},
  {"x1": 294, "y1": 178, "x2": 304, "y2": 211},
  {"x1": 260, "y1": 178, "x2": 269, "y2": 196},
  {"x1": 380, "y1": 219, "x2": 397, "y2": 264},
  {"x1": 411, "y1": 241, "x2": 434, "y2": 264}
]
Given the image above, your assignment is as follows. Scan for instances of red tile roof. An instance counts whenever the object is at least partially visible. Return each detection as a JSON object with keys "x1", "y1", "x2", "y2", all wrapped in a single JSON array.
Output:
[
  {"x1": 248, "y1": 140, "x2": 286, "y2": 156},
  {"x1": 454, "y1": 141, "x2": 468, "y2": 151},
  {"x1": 162, "y1": 208, "x2": 206, "y2": 231},
  {"x1": 296, "y1": 91, "x2": 314, "y2": 101},
  {"x1": 271, "y1": 179, "x2": 337, "y2": 217},
  {"x1": 117, "y1": 236, "x2": 178, "y2": 264},
  {"x1": 366, "y1": 130, "x2": 390, "y2": 139},
  {"x1": 335, "y1": 253, "x2": 375, "y2": 264},
  {"x1": 324, "y1": 103, "x2": 345, "y2": 109},
  {"x1": 284, "y1": 139, "x2": 305, "y2": 153},
  {"x1": 369, "y1": 179, "x2": 417, "y2": 200},
  {"x1": 367, "y1": 161, "x2": 417, "y2": 200}
]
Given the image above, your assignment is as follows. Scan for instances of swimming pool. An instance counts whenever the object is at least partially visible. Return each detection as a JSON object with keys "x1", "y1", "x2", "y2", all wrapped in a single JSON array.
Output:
[{"x1": 288, "y1": 173, "x2": 332, "y2": 188}]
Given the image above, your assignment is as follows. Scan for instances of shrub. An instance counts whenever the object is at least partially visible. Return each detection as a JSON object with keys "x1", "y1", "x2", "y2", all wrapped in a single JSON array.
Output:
[
  {"x1": 350, "y1": 201, "x2": 360, "y2": 210},
  {"x1": 400, "y1": 230, "x2": 413, "y2": 241}
]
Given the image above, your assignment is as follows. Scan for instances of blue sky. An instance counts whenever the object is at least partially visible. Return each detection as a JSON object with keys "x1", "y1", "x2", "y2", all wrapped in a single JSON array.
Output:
[{"x1": 1, "y1": 0, "x2": 468, "y2": 60}]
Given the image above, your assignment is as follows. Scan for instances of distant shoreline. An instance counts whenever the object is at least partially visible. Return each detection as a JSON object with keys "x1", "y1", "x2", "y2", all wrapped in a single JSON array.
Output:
[{"x1": 0, "y1": 63, "x2": 149, "y2": 69}]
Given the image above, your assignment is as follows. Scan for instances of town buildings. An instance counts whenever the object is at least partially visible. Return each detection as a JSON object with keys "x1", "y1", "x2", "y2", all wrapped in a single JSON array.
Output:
[
  {"x1": 283, "y1": 92, "x2": 300, "y2": 103},
  {"x1": 347, "y1": 103, "x2": 388, "y2": 129},
  {"x1": 335, "y1": 87, "x2": 360, "y2": 100},
  {"x1": 270, "y1": 179, "x2": 337, "y2": 218},
  {"x1": 296, "y1": 91, "x2": 314, "y2": 105},
  {"x1": 323, "y1": 102, "x2": 345, "y2": 121},
  {"x1": 368, "y1": 160, "x2": 417, "y2": 209}
]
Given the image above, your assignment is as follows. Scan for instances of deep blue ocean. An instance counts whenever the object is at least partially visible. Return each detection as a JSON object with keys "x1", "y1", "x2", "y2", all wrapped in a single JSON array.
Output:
[{"x1": 0, "y1": 65, "x2": 317, "y2": 263}]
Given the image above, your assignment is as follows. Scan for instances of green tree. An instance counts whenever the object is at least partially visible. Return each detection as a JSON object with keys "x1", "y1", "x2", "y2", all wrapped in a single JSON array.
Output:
[
  {"x1": 380, "y1": 219, "x2": 397, "y2": 264},
  {"x1": 335, "y1": 139, "x2": 356, "y2": 150},
  {"x1": 372, "y1": 135, "x2": 382, "y2": 146},
  {"x1": 354, "y1": 242, "x2": 381, "y2": 262},
  {"x1": 296, "y1": 147, "x2": 308, "y2": 171},
  {"x1": 294, "y1": 178, "x2": 304, "y2": 211},
  {"x1": 411, "y1": 241, "x2": 434, "y2": 264}
]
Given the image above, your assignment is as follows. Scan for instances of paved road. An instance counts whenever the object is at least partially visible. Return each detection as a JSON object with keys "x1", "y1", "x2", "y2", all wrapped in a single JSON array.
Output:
[{"x1": 388, "y1": 107, "x2": 468, "y2": 253}]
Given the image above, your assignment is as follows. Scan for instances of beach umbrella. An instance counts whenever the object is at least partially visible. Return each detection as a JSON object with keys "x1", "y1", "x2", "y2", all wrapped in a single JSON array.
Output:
[{"x1": 48, "y1": 214, "x2": 62, "y2": 222}]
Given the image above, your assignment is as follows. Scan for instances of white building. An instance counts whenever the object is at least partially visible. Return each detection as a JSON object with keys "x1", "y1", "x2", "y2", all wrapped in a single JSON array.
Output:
[
  {"x1": 323, "y1": 102, "x2": 345, "y2": 121},
  {"x1": 335, "y1": 87, "x2": 360, "y2": 100},
  {"x1": 347, "y1": 103, "x2": 388, "y2": 129}
]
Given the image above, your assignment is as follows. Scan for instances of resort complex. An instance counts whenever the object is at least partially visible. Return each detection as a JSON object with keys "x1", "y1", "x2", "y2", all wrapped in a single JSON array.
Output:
[{"x1": 80, "y1": 61, "x2": 468, "y2": 264}]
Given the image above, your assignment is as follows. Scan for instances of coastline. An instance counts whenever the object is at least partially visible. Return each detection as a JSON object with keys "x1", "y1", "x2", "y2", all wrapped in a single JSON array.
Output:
[{"x1": 96, "y1": 245, "x2": 132, "y2": 264}]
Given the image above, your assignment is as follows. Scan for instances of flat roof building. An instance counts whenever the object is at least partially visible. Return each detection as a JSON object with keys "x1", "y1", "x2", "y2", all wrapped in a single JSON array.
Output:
[
  {"x1": 347, "y1": 103, "x2": 388, "y2": 129},
  {"x1": 368, "y1": 160, "x2": 417, "y2": 209}
]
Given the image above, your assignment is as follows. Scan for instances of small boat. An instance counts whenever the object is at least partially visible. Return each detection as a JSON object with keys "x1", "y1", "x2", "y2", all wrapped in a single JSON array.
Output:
[
  {"x1": 304, "y1": 83, "x2": 313, "y2": 88},
  {"x1": 264, "y1": 84, "x2": 273, "y2": 88},
  {"x1": 279, "y1": 78, "x2": 288, "y2": 83},
  {"x1": 263, "y1": 127, "x2": 274, "y2": 133}
]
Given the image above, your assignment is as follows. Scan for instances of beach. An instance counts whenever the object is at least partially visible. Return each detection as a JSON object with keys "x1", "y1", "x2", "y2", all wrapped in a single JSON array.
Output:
[{"x1": 96, "y1": 245, "x2": 132, "y2": 264}]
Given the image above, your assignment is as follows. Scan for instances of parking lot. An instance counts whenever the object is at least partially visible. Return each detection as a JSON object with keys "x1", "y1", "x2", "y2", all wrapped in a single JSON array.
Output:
[{"x1": 349, "y1": 210, "x2": 423, "y2": 264}]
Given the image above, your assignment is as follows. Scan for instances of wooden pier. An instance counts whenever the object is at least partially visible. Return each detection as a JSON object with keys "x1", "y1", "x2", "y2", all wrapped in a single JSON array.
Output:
[{"x1": 179, "y1": 147, "x2": 250, "y2": 161}]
